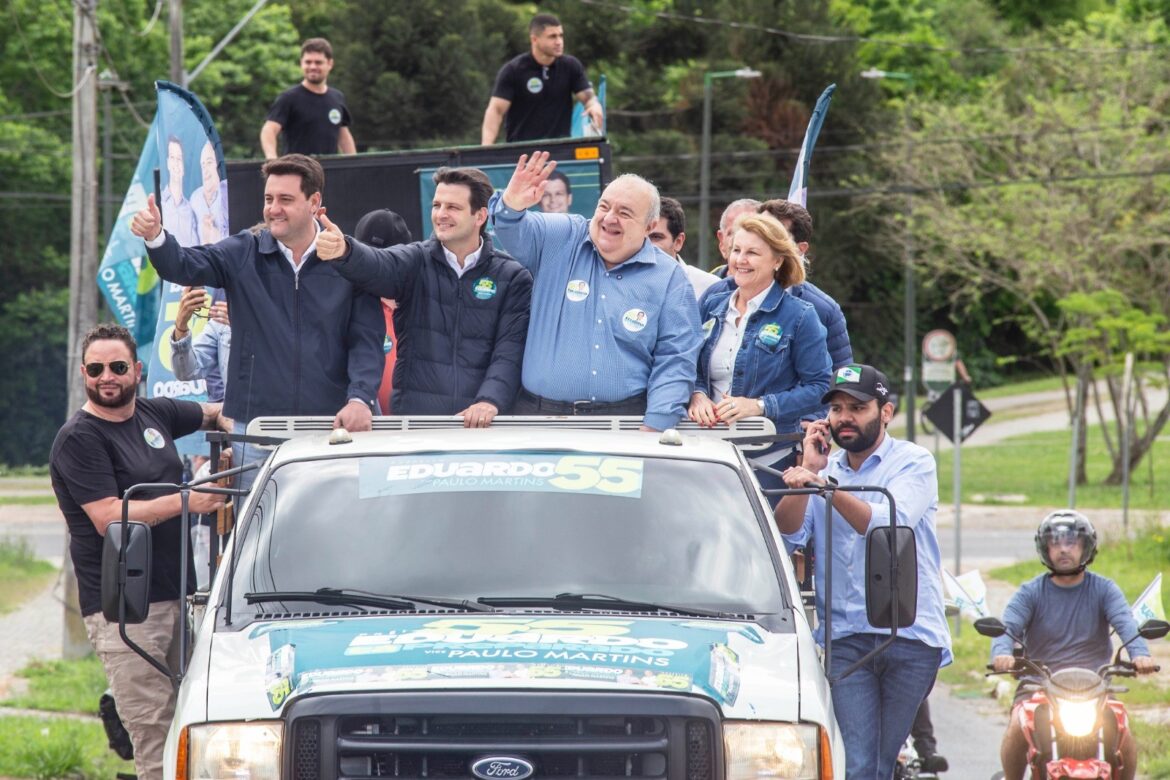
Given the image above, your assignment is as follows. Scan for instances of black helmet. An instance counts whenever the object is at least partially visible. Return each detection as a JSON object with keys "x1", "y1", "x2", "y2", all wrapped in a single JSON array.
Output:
[{"x1": 1035, "y1": 510, "x2": 1097, "y2": 575}]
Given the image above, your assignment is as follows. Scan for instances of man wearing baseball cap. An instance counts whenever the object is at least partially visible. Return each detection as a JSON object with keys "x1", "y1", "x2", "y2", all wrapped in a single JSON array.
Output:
[{"x1": 774, "y1": 363, "x2": 951, "y2": 780}]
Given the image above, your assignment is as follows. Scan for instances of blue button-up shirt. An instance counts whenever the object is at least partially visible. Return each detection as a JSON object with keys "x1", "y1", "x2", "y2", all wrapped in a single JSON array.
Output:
[
  {"x1": 783, "y1": 433, "x2": 953, "y2": 665},
  {"x1": 490, "y1": 193, "x2": 702, "y2": 431}
]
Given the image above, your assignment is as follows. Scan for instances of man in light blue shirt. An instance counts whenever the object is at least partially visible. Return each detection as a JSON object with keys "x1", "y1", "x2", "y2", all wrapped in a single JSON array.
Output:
[
  {"x1": 489, "y1": 152, "x2": 701, "y2": 431},
  {"x1": 775, "y1": 363, "x2": 951, "y2": 780}
]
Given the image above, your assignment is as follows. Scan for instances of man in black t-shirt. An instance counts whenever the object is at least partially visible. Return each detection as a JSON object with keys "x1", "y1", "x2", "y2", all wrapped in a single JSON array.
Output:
[
  {"x1": 50, "y1": 324, "x2": 229, "y2": 780},
  {"x1": 260, "y1": 37, "x2": 356, "y2": 158},
  {"x1": 481, "y1": 13, "x2": 604, "y2": 144}
]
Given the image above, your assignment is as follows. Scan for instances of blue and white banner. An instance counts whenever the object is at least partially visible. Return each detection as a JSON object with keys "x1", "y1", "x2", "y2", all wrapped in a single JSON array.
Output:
[
  {"x1": 146, "y1": 81, "x2": 230, "y2": 455},
  {"x1": 571, "y1": 74, "x2": 606, "y2": 137},
  {"x1": 787, "y1": 84, "x2": 836, "y2": 207},
  {"x1": 97, "y1": 115, "x2": 162, "y2": 361}
]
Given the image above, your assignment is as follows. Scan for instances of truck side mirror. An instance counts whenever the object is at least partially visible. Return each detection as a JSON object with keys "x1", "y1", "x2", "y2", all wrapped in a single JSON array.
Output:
[
  {"x1": 865, "y1": 525, "x2": 917, "y2": 629},
  {"x1": 973, "y1": 617, "x2": 1007, "y2": 638},
  {"x1": 102, "y1": 521, "x2": 153, "y2": 624}
]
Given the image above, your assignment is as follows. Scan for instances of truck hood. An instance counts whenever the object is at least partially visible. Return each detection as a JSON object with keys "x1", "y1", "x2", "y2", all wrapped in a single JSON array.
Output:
[{"x1": 205, "y1": 615, "x2": 804, "y2": 721}]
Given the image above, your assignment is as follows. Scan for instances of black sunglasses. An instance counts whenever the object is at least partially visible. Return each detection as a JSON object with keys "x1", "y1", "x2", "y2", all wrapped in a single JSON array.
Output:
[{"x1": 84, "y1": 361, "x2": 131, "y2": 378}]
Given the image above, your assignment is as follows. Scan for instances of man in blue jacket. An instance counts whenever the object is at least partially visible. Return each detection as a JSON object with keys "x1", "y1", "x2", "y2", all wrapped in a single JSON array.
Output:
[
  {"x1": 316, "y1": 167, "x2": 532, "y2": 425},
  {"x1": 131, "y1": 154, "x2": 384, "y2": 477}
]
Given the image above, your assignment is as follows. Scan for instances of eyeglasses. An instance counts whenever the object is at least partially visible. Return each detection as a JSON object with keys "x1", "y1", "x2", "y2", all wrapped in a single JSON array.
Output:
[{"x1": 84, "y1": 361, "x2": 131, "y2": 378}]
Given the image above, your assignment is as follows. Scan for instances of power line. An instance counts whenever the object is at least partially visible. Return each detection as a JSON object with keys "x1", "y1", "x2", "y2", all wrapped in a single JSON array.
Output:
[
  {"x1": 577, "y1": 0, "x2": 1170, "y2": 57},
  {"x1": 8, "y1": 1, "x2": 96, "y2": 98}
]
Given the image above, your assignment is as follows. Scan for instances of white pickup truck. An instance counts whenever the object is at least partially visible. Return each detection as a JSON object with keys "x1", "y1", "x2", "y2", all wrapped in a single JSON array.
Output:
[{"x1": 101, "y1": 417, "x2": 918, "y2": 780}]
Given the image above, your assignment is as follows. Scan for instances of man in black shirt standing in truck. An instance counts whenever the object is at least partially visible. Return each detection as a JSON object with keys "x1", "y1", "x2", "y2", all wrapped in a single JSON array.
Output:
[
  {"x1": 481, "y1": 14, "x2": 604, "y2": 144},
  {"x1": 261, "y1": 38, "x2": 356, "y2": 158}
]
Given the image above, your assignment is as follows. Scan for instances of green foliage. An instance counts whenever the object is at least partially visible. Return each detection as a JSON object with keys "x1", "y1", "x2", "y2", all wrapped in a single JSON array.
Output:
[
  {"x1": 0, "y1": 537, "x2": 55, "y2": 614},
  {"x1": 5, "y1": 656, "x2": 108, "y2": 714},
  {"x1": 0, "y1": 715, "x2": 133, "y2": 780},
  {"x1": 0, "y1": 289, "x2": 68, "y2": 466},
  {"x1": 935, "y1": 423, "x2": 1170, "y2": 509}
]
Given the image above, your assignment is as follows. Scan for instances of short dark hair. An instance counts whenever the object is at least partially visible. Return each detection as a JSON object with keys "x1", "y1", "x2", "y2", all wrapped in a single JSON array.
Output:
[
  {"x1": 758, "y1": 199, "x2": 813, "y2": 244},
  {"x1": 301, "y1": 38, "x2": 333, "y2": 59},
  {"x1": 355, "y1": 209, "x2": 413, "y2": 248},
  {"x1": 659, "y1": 197, "x2": 686, "y2": 240},
  {"x1": 82, "y1": 323, "x2": 137, "y2": 363},
  {"x1": 167, "y1": 134, "x2": 182, "y2": 151},
  {"x1": 530, "y1": 13, "x2": 561, "y2": 34},
  {"x1": 433, "y1": 167, "x2": 494, "y2": 236},
  {"x1": 548, "y1": 170, "x2": 572, "y2": 194},
  {"x1": 261, "y1": 154, "x2": 324, "y2": 199}
]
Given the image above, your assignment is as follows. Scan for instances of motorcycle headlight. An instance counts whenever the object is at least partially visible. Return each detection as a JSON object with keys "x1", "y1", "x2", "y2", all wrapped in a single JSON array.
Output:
[
  {"x1": 724, "y1": 722, "x2": 823, "y2": 780},
  {"x1": 183, "y1": 721, "x2": 283, "y2": 780},
  {"x1": 1054, "y1": 697, "x2": 1098, "y2": 738}
]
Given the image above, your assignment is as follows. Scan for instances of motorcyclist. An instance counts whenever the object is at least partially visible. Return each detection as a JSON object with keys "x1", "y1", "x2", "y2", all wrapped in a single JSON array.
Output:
[{"x1": 991, "y1": 511, "x2": 1157, "y2": 780}]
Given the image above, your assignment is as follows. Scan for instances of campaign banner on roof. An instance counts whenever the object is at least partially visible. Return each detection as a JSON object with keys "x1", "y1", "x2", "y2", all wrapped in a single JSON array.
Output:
[
  {"x1": 571, "y1": 73, "x2": 606, "y2": 137},
  {"x1": 97, "y1": 114, "x2": 162, "y2": 361},
  {"x1": 787, "y1": 83, "x2": 836, "y2": 207},
  {"x1": 146, "y1": 81, "x2": 230, "y2": 456}
]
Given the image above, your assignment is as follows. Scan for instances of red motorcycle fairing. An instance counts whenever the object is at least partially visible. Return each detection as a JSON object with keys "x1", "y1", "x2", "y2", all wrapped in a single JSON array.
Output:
[{"x1": 1016, "y1": 693, "x2": 1128, "y2": 779}]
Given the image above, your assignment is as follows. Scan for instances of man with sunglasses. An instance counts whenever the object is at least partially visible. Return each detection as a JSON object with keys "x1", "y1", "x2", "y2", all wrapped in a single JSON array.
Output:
[{"x1": 49, "y1": 324, "x2": 231, "y2": 780}]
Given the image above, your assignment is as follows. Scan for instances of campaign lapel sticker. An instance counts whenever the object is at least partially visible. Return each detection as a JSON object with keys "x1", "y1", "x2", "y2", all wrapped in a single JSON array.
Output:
[
  {"x1": 757, "y1": 323, "x2": 782, "y2": 347},
  {"x1": 328, "y1": 108, "x2": 342, "y2": 125},
  {"x1": 622, "y1": 309, "x2": 649, "y2": 332},
  {"x1": 702, "y1": 318, "x2": 717, "y2": 340},
  {"x1": 473, "y1": 278, "x2": 497, "y2": 300},
  {"x1": 527, "y1": 77, "x2": 543, "y2": 94},
  {"x1": 383, "y1": 336, "x2": 394, "y2": 354},
  {"x1": 143, "y1": 428, "x2": 166, "y2": 449},
  {"x1": 566, "y1": 279, "x2": 590, "y2": 302},
  {"x1": 836, "y1": 365, "x2": 862, "y2": 384}
]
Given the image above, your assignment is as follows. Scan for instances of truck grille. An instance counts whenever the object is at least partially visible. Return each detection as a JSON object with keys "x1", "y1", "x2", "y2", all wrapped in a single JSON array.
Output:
[{"x1": 285, "y1": 693, "x2": 720, "y2": 780}]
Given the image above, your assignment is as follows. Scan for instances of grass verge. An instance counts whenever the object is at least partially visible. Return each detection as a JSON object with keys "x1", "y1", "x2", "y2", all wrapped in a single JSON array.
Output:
[
  {"x1": 3, "y1": 656, "x2": 108, "y2": 713},
  {"x1": 0, "y1": 715, "x2": 133, "y2": 779},
  {"x1": 0, "y1": 496, "x2": 57, "y2": 506},
  {"x1": 935, "y1": 424, "x2": 1170, "y2": 509},
  {"x1": 0, "y1": 538, "x2": 55, "y2": 614}
]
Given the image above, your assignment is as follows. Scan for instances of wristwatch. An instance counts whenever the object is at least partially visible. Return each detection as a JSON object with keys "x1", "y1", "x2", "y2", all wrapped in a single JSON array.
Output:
[{"x1": 755, "y1": 398, "x2": 766, "y2": 416}]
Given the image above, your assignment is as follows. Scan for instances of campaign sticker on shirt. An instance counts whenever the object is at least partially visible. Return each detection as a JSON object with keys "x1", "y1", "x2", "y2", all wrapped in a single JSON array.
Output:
[
  {"x1": 143, "y1": 428, "x2": 166, "y2": 449},
  {"x1": 527, "y1": 77, "x2": 543, "y2": 94},
  {"x1": 757, "y1": 323, "x2": 783, "y2": 347},
  {"x1": 622, "y1": 308, "x2": 649, "y2": 332},
  {"x1": 328, "y1": 108, "x2": 342, "y2": 125},
  {"x1": 836, "y1": 365, "x2": 862, "y2": 384},
  {"x1": 702, "y1": 318, "x2": 717, "y2": 340},
  {"x1": 473, "y1": 278, "x2": 498, "y2": 300},
  {"x1": 565, "y1": 279, "x2": 590, "y2": 302},
  {"x1": 383, "y1": 336, "x2": 394, "y2": 354}
]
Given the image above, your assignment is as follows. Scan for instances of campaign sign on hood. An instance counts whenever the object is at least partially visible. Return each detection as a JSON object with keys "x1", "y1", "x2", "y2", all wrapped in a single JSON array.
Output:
[{"x1": 253, "y1": 615, "x2": 761, "y2": 711}]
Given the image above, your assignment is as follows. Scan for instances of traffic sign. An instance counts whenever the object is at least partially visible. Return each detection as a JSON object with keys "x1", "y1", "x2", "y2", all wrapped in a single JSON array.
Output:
[{"x1": 923, "y1": 382, "x2": 992, "y2": 443}]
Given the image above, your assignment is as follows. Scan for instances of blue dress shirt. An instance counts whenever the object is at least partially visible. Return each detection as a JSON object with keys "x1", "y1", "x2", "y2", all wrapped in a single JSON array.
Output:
[
  {"x1": 490, "y1": 193, "x2": 702, "y2": 431},
  {"x1": 783, "y1": 433, "x2": 953, "y2": 665}
]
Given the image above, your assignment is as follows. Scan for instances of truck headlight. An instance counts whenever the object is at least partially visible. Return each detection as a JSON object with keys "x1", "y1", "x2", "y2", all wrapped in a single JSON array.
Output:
[
  {"x1": 724, "y1": 722, "x2": 824, "y2": 780},
  {"x1": 183, "y1": 721, "x2": 283, "y2": 780},
  {"x1": 1054, "y1": 697, "x2": 1098, "y2": 738}
]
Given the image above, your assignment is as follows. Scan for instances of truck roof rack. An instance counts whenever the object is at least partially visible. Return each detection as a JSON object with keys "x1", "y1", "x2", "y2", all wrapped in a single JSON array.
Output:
[{"x1": 245, "y1": 415, "x2": 779, "y2": 450}]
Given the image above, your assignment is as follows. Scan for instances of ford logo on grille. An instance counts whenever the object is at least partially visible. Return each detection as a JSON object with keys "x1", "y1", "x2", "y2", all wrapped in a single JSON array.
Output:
[{"x1": 471, "y1": 757, "x2": 535, "y2": 780}]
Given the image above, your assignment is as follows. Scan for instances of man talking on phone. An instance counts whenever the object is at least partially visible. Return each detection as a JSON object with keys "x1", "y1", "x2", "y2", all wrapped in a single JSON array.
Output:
[{"x1": 773, "y1": 363, "x2": 951, "y2": 780}]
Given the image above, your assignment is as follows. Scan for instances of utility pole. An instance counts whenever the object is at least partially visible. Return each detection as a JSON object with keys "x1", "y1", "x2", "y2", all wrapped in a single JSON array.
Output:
[
  {"x1": 98, "y1": 71, "x2": 128, "y2": 236},
  {"x1": 63, "y1": 0, "x2": 101, "y2": 659},
  {"x1": 169, "y1": 0, "x2": 185, "y2": 86}
]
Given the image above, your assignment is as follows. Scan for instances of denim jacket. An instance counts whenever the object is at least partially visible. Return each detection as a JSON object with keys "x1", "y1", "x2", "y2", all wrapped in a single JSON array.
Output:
[{"x1": 696, "y1": 280, "x2": 831, "y2": 435}]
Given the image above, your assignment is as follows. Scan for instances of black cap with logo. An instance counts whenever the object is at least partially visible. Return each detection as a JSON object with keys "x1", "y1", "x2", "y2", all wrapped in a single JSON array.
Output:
[{"x1": 821, "y1": 364, "x2": 893, "y2": 405}]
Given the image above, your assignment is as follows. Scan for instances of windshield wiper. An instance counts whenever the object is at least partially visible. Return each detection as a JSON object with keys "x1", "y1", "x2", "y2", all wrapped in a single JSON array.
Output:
[
  {"x1": 244, "y1": 588, "x2": 494, "y2": 612},
  {"x1": 477, "y1": 592, "x2": 730, "y2": 618}
]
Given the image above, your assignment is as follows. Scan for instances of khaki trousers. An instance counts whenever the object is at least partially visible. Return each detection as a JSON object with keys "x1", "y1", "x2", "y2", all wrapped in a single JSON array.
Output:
[{"x1": 84, "y1": 600, "x2": 181, "y2": 780}]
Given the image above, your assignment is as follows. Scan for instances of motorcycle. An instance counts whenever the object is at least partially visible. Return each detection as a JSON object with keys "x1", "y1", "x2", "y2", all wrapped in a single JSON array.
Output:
[
  {"x1": 894, "y1": 736, "x2": 946, "y2": 779},
  {"x1": 974, "y1": 616, "x2": 1168, "y2": 780}
]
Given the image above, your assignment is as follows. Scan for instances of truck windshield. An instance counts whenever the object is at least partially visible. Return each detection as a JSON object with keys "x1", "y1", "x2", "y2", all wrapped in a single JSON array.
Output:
[{"x1": 226, "y1": 451, "x2": 785, "y2": 620}]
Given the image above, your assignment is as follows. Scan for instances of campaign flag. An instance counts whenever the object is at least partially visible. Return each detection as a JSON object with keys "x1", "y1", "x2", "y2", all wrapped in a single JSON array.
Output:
[
  {"x1": 786, "y1": 84, "x2": 837, "y2": 207},
  {"x1": 97, "y1": 114, "x2": 162, "y2": 360},
  {"x1": 1131, "y1": 573, "x2": 1166, "y2": 623},
  {"x1": 572, "y1": 74, "x2": 607, "y2": 137},
  {"x1": 146, "y1": 81, "x2": 230, "y2": 456},
  {"x1": 942, "y1": 567, "x2": 989, "y2": 619}
]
